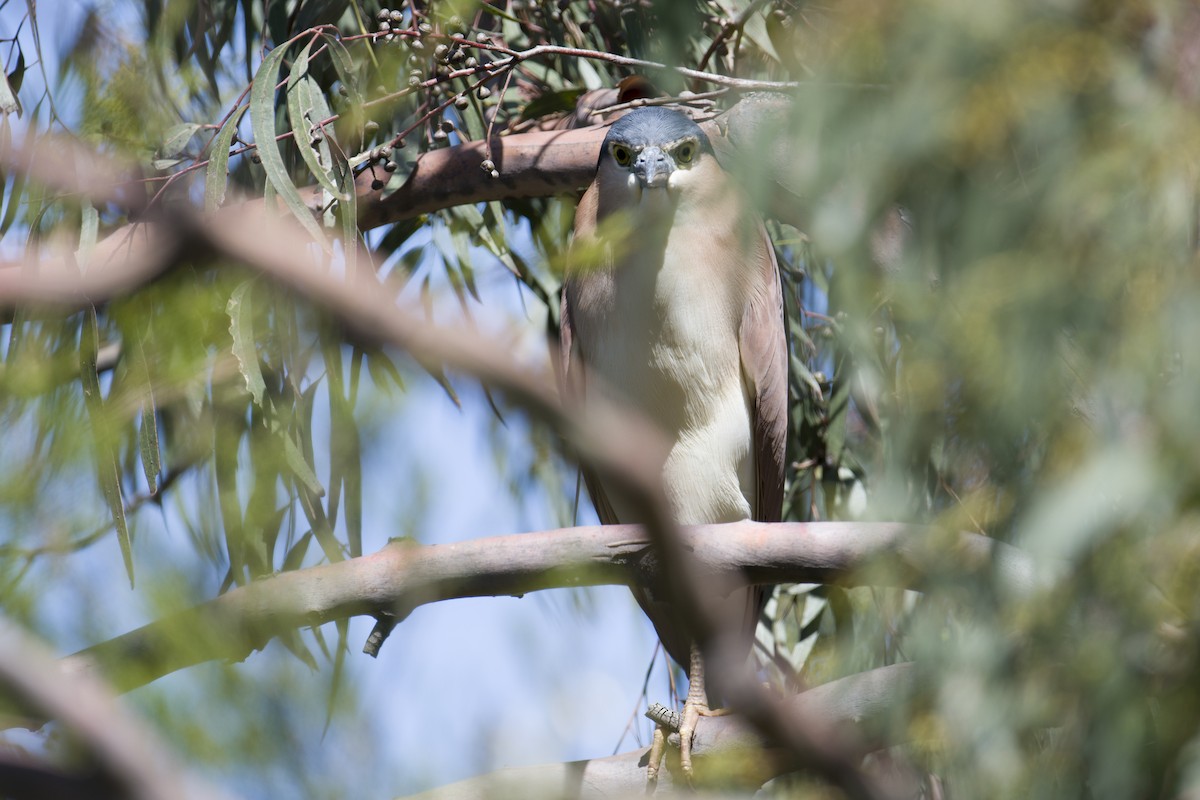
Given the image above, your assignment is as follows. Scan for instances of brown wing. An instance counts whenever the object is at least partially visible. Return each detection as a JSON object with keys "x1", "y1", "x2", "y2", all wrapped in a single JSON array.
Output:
[
  {"x1": 727, "y1": 223, "x2": 788, "y2": 687},
  {"x1": 740, "y1": 224, "x2": 788, "y2": 525}
]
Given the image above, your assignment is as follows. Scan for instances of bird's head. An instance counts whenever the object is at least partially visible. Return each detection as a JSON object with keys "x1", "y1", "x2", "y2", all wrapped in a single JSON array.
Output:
[{"x1": 596, "y1": 107, "x2": 715, "y2": 197}]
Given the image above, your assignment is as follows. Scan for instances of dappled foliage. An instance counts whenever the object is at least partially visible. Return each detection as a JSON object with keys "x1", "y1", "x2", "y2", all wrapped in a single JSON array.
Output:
[{"x1": 2, "y1": 0, "x2": 1200, "y2": 797}]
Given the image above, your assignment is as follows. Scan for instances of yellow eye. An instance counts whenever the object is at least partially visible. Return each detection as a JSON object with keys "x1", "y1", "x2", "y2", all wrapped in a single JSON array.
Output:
[
  {"x1": 610, "y1": 143, "x2": 633, "y2": 166},
  {"x1": 675, "y1": 141, "x2": 697, "y2": 165}
]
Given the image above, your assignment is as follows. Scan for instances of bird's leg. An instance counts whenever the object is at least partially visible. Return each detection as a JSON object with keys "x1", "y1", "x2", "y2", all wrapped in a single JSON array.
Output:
[
  {"x1": 645, "y1": 646, "x2": 733, "y2": 788},
  {"x1": 646, "y1": 724, "x2": 667, "y2": 788},
  {"x1": 677, "y1": 642, "x2": 713, "y2": 781}
]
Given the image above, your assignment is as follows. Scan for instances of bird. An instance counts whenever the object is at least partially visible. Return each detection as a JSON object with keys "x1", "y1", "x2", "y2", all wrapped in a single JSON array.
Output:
[{"x1": 558, "y1": 106, "x2": 788, "y2": 782}]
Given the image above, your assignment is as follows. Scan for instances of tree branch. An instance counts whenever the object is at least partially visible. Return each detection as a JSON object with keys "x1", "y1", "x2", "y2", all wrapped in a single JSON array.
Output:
[
  {"x1": 60, "y1": 522, "x2": 1041, "y2": 695},
  {"x1": 0, "y1": 619, "x2": 237, "y2": 800},
  {"x1": 398, "y1": 662, "x2": 918, "y2": 800}
]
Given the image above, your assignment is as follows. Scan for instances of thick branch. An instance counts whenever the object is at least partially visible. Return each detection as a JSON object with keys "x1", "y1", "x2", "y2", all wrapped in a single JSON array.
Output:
[
  {"x1": 399, "y1": 662, "x2": 917, "y2": 800},
  {"x1": 62, "y1": 522, "x2": 1042, "y2": 695}
]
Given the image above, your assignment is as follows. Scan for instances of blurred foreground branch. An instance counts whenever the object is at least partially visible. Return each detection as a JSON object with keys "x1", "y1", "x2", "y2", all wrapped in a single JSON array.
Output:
[{"x1": 0, "y1": 620, "x2": 236, "y2": 800}]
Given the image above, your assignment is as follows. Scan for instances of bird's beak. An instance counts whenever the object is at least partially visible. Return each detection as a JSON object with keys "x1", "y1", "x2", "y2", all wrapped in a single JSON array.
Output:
[{"x1": 633, "y1": 146, "x2": 674, "y2": 189}]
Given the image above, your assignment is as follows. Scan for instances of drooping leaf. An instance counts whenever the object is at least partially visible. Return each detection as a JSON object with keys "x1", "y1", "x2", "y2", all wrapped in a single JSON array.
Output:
[
  {"x1": 227, "y1": 279, "x2": 266, "y2": 406},
  {"x1": 272, "y1": 416, "x2": 325, "y2": 499},
  {"x1": 80, "y1": 307, "x2": 133, "y2": 586},
  {"x1": 204, "y1": 105, "x2": 245, "y2": 212},
  {"x1": 249, "y1": 34, "x2": 326, "y2": 242},
  {"x1": 282, "y1": 529, "x2": 314, "y2": 572},
  {"x1": 286, "y1": 41, "x2": 342, "y2": 198},
  {"x1": 129, "y1": 331, "x2": 161, "y2": 494}
]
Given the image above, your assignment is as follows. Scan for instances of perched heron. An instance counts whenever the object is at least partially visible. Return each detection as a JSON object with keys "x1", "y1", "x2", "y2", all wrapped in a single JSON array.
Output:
[{"x1": 559, "y1": 106, "x2": 787, "y2": 781}]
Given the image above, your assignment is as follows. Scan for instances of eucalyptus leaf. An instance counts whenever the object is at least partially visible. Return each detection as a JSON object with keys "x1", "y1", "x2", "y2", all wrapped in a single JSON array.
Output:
[
  {"x1": 249, "y1": 35, "x2": 326, "y2": 243},
  {"x1": 205, "y1": 105, "x2": 245, "y2": 212},
  {"x1": 227, "y1": 280, "x2": 266, "y2": 406}
]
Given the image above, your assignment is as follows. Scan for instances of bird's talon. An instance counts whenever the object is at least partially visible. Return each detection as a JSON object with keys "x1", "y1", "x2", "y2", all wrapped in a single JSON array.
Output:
[{"x1": 646, "y1": 725, "x2": 666, "y2": 790}]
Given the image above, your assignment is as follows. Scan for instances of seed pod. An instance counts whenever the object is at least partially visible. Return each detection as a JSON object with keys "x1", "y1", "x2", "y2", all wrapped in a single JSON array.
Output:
[
  {"x1": 433, "y1": 129, "x2": 448, "y2": 142},
  {"x1": 384, "y1": 160, "x2": 398, "y2": 173},
  {"x1": 379, "y1": 20, "x2": 391, "y2": 32},
  {"x1": 454, "y1": 95, "x2": 469, "y2": 109},
  {"x1": 408, "y1": 74, "x2": 421, "y2": 86},
  {"x1": 390, "y1": 9, "x2": 403, "y2": 23},
  {"x1": 478, "y1": 86, "x2": 491, "y2": 98},
  {"x1": 418, "y1": 21, "x2": 433, "y2": 33},
  {"x1": 371, "y1": 178, "x2": 384, "y2": 190},
  {"x1": 465, "y1": 57, "x2": 478, "y2": 68},
  {"x1": 365, "y1": 120, "x2": 380, "y2": 135},
  {"x1": 409, "y1": 38, "x2": 425, "y2": 51},
  {"x1": 440, "y1": 120, "x2": 454, "y2": 133},
  {"x1": 434, "y1": 44, "x2": 448, "y2": 58},
  {"x1": 489, "y1": 169, "x2": 500, "y2": 179},
  {"x1": 377, "y1": 8, "x2": 390, "y2": 22},
  {"x1": 480, "y1": 158, "x2": 495, "y2": 172}
]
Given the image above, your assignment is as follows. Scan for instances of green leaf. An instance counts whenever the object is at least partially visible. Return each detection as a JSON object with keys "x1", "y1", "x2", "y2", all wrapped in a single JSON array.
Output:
[
  {"x1": 297, "y1": 53, "x2": 359, "y2": 270},
  {"x1": 364, "y1": 349, "x2": 406, "y2": 393},
  {"x1": 161, "y1": 122, "x2": 201, "y2": 157},
  {"x1": 518, "y1": 88, "x2": 585, "y2": 122},
  {"x1": 323, "y1": 618, "x2": 350, "y2": 734},
  {"x1": 227, "y1": 279, "x2": 266, "y2": 406},
  {"x1": 278, "y1": 629, "x2": 319, "y2": 671},
  {"x1": 205, "y1": 105, "x2": 245, "y2": 212},
  {"x1": 320, "y1": 32, "x2": 364, "y2": 109},
  {"x1": 286, "y1": 41, "x2": 342, "y2": 198},
  {"x1": 281, "y1": 425, "x2": 325, "y2": 498},
  {"x1": 282, "y1": 530, "x2": 314, "y2": 571},
  {"x1": 81, "y1": 307, "x2": 133, "y2": 587},
  {"x1": 249, "y1": 35, "x2": 326, "y2": 242},
  {"x1": 129, "y1": 332, "x2": 161, "y2": 494}
]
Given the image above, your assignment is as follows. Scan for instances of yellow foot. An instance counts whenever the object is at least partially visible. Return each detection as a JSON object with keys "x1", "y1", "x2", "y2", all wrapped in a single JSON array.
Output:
[
  {"x1": 646, "y1": 723, "x2": 666, "y2": 789},
  {"x1": 678, "y1": 696, "x2": 713, "y2": 780}
]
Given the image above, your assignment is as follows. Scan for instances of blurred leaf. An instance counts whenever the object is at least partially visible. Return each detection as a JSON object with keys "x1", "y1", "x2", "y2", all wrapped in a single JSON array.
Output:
[
  {"x1": 282, "y1": 530, "x2": 314, "y2": 571},
  {"x1": 80, "y1": 306, "x2": 133, "y2": 586},
  {"x1": 518, "y1": 88, "x2": 585, "y2": 121},
  {"x1": 160, "y1": 122, "x2": 201, "y2": 157},
  {"x1": 227, "y1": 279, "x2": 266, "y2": 406},
  {"x1": 277, "y1": 628, "x2": 319, "y2": 671},
  {"x1": 1, "y1": 48, "x2": 23, "y2": 116},
  {"x1": 273, "y1": 418, "x2": 325, "y2": 499},
  {"x1": 129, "y1": 333, "x2": 161, "y2": 495}
]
